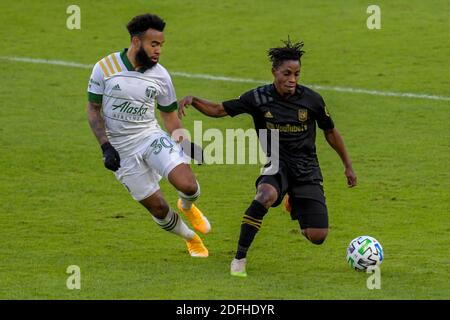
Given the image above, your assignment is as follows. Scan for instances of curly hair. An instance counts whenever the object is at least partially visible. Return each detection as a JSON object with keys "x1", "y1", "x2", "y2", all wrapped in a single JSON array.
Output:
[
  {"x1": 268, "y1": 38, "x2": 305, "y2": 68},
  {"x1": 126, "y1": 14, "x2": 166, "y2": 38}
]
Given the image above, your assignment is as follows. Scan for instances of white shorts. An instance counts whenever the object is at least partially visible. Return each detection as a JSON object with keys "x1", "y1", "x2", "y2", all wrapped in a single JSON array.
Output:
[{"x1": 114, "y1": 131, "x2": 189, "y2": 201}]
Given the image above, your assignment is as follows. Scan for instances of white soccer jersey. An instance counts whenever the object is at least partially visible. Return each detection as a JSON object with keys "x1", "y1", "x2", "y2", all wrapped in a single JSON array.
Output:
[{"x1": 87, "y1": 49, "x2": 178, "y2": 157}]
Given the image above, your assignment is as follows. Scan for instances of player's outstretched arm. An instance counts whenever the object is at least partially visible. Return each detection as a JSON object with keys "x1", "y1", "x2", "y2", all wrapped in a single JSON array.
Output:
[
  {"x1": 324, "y1": 128, "x2": 357, "y2": 187},
  {"x1": 160, "y1": 109, "x2": 185, "y2": 138},
  {"x1": 178, "y1": 96, "x2": 228, "y2": 118},
  {"x1": 87, "y1": 101, "x2": 108, "y2": 145},
  {"x1": 87, "y1": 101, "x2": 121, "y2": 171}
]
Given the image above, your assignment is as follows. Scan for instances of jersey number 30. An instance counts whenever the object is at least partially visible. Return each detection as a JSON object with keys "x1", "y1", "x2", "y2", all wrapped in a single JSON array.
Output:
[{"x1": 150, "y1": 137, "x2": 174, "y2": 155}]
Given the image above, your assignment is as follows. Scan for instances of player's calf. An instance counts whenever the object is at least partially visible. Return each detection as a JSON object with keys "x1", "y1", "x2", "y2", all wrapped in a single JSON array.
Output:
[
  {"x1": 140, "y1": 190, "x2": 197, "y2": 240},
  {"x1": 140, "y1": 194, "x2": 170, "y2": 219}
]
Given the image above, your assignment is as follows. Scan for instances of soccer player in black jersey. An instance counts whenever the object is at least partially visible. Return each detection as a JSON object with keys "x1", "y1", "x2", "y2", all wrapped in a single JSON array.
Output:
[{"x1": 178, "y1": 39, "x2": 357, "y2": 277}]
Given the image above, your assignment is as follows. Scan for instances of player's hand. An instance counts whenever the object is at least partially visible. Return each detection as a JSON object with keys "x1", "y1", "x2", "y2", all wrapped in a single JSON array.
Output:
[
  {"x1": 345, "y1": 166, "x2": 357, "y2": 187},
  {"x1": 180, "y1": 139, "x2": 204, "y2": 165},
  {"x1": 101, "y1": 142, "x2": 121, "y2": 172},
  {"x1": 178, "y1": 96, "x2": 193, "y2": 119}
]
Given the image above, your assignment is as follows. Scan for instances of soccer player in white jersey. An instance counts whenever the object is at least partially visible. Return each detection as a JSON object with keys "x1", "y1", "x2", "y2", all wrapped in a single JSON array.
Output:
[{"x1": 86, "y1": 14, "x2": 210, "y2": 257}]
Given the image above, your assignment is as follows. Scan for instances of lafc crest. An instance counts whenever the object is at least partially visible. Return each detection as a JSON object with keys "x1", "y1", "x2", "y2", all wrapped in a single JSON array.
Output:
[{"x1": 298, "y1": 109, "x2": 308, "y2": 122}]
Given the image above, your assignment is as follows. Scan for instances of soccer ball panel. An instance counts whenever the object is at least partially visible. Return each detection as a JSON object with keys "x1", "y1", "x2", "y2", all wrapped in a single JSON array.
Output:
[{"x1": 346, "y1": 236, "x2": 383, "y2": 271}]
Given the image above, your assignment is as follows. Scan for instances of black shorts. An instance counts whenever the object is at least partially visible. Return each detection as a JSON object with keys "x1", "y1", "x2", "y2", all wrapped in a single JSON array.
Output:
[
  {"x1": 255, "y1": 164, "x2": 328, "y2": 229},
  {"x1": 289, "y1": 197, "x2": 328, "y2": 230}
]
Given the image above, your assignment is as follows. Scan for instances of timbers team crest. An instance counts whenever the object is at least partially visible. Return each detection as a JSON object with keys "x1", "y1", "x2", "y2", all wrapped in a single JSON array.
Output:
[{"x1": 145, "y1": 86, "x2": 157, "y2": 99}]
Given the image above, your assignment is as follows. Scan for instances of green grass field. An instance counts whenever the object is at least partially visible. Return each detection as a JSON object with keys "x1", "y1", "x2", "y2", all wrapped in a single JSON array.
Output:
[{"x1": 0, "y1": 0, "x2": 449, "y2": 299}]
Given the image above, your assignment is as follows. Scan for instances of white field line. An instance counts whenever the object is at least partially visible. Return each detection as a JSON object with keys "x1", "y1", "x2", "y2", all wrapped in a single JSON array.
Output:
[{"x1": 2, "y1": 56, "x2": 449, "y2": 102}]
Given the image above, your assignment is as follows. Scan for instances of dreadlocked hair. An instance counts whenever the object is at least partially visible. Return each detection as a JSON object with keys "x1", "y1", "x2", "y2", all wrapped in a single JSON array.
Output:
[{"x1": 268, "y1": 38, "x2": 305, "y2": 68}]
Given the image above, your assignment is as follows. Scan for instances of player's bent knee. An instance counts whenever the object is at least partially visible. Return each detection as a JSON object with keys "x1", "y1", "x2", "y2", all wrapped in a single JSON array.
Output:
[
  {"x1": 168, "y1": 164, "x2": 198, "y2": 195},
  {"x1": 180, "y1": 181, "x2": 198, "y2": 196},
  {"x1": 176, "y1": 178, "x2": 198, "y2": 197},
  {"x1": 303, "y1": 228, "x2": 328, "y2": 245},
  {"x1": 310, "y1": 237, "x2": 326, "y2": 245},
  {"x1": 255, "y1": 186, "x2": 278, "y2": 209}
]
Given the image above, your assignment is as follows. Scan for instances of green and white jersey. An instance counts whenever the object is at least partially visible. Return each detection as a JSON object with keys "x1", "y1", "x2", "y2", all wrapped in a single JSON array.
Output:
[{"x1": 87, "y1": 49, "x2": 178, "y2": 157}]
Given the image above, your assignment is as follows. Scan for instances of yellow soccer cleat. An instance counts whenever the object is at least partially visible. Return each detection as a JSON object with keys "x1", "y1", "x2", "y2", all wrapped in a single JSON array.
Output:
[
  {"x1": 185, "y1": 234, "x2": 209, "y2": 258},
  {"x1": 177, "y1": 199, "x2": 211, "y2": 234}
]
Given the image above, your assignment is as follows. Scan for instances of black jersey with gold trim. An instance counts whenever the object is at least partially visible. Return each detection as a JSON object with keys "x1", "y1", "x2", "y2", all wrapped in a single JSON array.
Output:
[{"x1": 222, "y1": 84, "x2": 334, "y2": 182}]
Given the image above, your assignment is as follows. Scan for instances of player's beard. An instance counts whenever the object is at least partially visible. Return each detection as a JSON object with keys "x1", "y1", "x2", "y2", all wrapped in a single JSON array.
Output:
[{"x1": 135, "y1": 46, "x2": 157, "y2": 70}]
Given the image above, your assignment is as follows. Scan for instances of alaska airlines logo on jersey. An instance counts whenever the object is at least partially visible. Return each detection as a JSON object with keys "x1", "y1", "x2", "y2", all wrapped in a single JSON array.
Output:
[
  {"x1": 298, "y1": 109, "x2": 308, "y2": 122},
  {"x1": 112, "y1": 101, "x2": 148, "y2": 116},
  {"x1": 145, "y1": 86, "x2": 157, "y2": 99}
]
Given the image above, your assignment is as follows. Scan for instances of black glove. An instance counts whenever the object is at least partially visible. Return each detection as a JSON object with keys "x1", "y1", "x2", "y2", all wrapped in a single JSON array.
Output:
[
  {"x1": 101, "y1": 142, "x2": 121, "y2": 171},
  {"x1": 180, "y1": 139, "x2": 204, "y2": 165}
]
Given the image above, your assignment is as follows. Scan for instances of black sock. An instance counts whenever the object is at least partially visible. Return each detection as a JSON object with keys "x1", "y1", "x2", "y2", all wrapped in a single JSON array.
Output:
[{"x1": 235, "y1": 200, "x2": 268, "y2": 259}]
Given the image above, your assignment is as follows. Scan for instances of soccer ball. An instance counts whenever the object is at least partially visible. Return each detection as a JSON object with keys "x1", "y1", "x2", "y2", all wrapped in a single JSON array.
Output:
[{"x1": 346, "y1": 236, "x2": 383, "y2": 271}]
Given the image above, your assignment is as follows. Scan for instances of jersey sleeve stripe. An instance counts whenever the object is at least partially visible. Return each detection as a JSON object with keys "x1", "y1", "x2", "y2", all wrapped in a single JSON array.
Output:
[
  {"x1": 105, "y1": 56, "x2": 116, "y2": 75},
  {"x1": 253, "y1": 89, "x2": 261, "y2": 105},
  {"x1": 110, "y1": 54, "x2": 122, "y2": 73},
  {"x1": 157, "y1": 101, "x2": 178, "y2": 112},
  {"x1": 99, "y1": 60, "x2": 111, "y2": 77},
  {"x1": 88, "y1": 92, "x2": 103, "y2": 103},
  {"x1": 258, "y1": 88, "x2": 268, "y2": 104}
]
